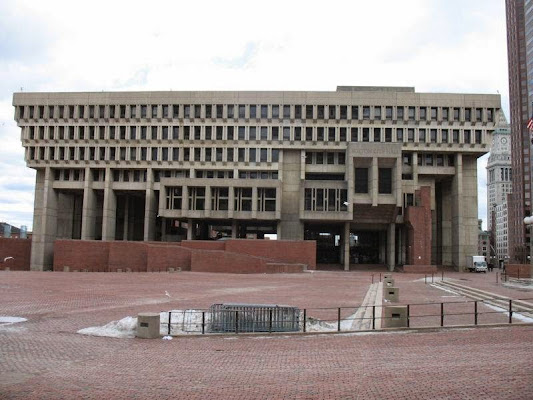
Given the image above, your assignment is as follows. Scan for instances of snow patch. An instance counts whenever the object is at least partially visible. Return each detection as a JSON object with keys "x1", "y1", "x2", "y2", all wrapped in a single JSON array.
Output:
[
  {"x1": 78, "y1": 309, "x2": 206, "y2": 339},
  {"x1": 78, "y1": 316, "x2": 138, "y2": 339},
  {"x1": 0, "y1": 316, "x2": 27, "y2": 324},
  {"x1": 483, "y1": 303, "x2": 533, "y2": 323}
]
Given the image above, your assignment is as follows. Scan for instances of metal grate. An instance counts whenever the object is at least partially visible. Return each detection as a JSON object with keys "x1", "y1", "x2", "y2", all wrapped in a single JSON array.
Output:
[{"x1": 208, "y1": 303, "x2": 300, "y2": 333}]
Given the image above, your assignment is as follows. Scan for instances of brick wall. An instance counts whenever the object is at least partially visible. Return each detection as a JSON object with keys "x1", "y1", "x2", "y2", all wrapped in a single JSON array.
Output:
[
  {"x1": 405, "y1": 186, "x2": 432, "y2": 266},
  {"x1": 146, "y1": 244, "x2": 192, "y2": 272},
  {"x1": 0, "y1": 238, "x2": 31, "y2": 270},
  {"x1": 506, "y1": 264, "x2": 533, "y2": 278},
  {"x1": 108, "y1": 242, "x2": 149, "y2": 272},
  {"x1": 53, "y1": 240, "x2": 109, "y2": 272},
  {"x1": 181, "y1": 241, "x2": 226, "y2": 251},
  {"x1": 51, "y1": 239, "x2": 315, "y2": 273},
  {"x1": 225, "y1": 240, "x2": 316, "y2": 269}
]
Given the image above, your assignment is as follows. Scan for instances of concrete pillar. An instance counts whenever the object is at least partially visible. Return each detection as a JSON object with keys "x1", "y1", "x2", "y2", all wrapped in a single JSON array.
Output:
[
  {"x1": 252, "y1": 186, "x2": 258, "y2": 219},
  {"x1": 387, "y1": 223, "x2": 396, "y2": 272},
  {"x1": 187, "y1": 218, "x2": 194, "y2": 240},
  {"x1": 413, "y1": 152, "x2": 419, "y2": 186},
  {"x1": 144, "y1": 168, "x2": 156, "y2": 241},
  {"x1": 102, "y1": 168, "x2": 116, "y2": 241},
  {"x1": 161, "y1": 218, "x2": 167, "y2": 241},
  {"x1": 452, "y1": 154, "x2": 464, "y2": 271},
  {"x1": 279, "y1": 150, "x2": 303, "y2": 239},
  {"x1": 231, "y1": 220, "x2": 237, "y2": 239},
  {"x1": 344, "y1": 222, "x2": 350, "y2": 271},
  {"x1": 371, "y1": 157, "x2": 378, "y2": 206},
  {"x1": 30, "y1": 167, "x2": 58, "y2": 271},
  {"x1": 81, "y1": 167, "x2": 96, "y2": 240},
  {"x1": 123, "y1": 196, "x2": 129, "y2": 241},
  {"x1": 205, "y1": 185, "x2": 212, "y2": 218}
]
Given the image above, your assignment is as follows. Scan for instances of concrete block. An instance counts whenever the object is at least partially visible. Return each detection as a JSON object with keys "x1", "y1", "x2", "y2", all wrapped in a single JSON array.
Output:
[
  {"x1": 63, "y1": 266, "x2": 70, "y2": 272},
  {"x1": 382, "y1": 305, "x2": 408, "y2": 328},
  {"x1": 137, "y1": 312, "x2": 161, "y2": 339},
  {"x1": 384, "y1": 273, "x2": 393, "y2": 279},
  {"x1": 383, "y1": 277, "x2": 394, "y2": 287},
  {"x1": 117, "y1": 268, "x2": 123, "y2": 273},
  {"x1": 384, "y1": 287, "x2": 399, "y2": 302},
  {"x1": 168, "y1": 268, "x2": 175, "y2": 273}
]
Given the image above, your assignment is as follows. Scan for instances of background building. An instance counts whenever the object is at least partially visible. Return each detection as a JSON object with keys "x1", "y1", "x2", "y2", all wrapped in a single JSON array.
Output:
[
  {"x1": 505, "y1": 0, "x2": 533, "y2": 262},
  {"x1": 13, "y1": 87, "x2": 500, "y2": 271},
  {"x1": 478, "y1": 219, "x2": 490, "y2": 259},
  {"x1": 486, "y1": 112, "x2": 512, "y2": 261}
]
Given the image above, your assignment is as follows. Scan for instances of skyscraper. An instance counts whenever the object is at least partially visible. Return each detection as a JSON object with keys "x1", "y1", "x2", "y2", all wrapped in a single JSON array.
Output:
[{"x1": 505, "y1": 0, "x2": 533, "y2": 261}]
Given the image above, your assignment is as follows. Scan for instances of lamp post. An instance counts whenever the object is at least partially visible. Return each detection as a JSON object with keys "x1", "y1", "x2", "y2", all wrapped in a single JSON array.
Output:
[{"x1": 523, "y1": 217, "x2": 533, "y2": 268}]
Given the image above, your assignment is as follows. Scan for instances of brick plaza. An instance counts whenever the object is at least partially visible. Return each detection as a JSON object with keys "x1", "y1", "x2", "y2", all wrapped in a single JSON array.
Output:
[{"x1": 1, "y1": 270, "x2": 532, "y2": 399}]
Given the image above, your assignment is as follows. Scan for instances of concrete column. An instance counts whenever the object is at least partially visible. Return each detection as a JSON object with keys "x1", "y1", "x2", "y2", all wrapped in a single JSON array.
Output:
[
  {"x1": 144, "y1": 168, "x2": 156, "y2": 241},
  {"x1": 371, "y1": 157, "x2": 378, "y2": 206},
  {"x1": 395, "y1": 158, "x2": 402, "y2": 207},
  {"x1": 344, "y1": 222, "x2": 350, "y2": 271},
  {"x1": 413, "y1": 152, "x2": 419, "y2": 186},
  {"x1": 228, "y1": 185, "x2": 235, "y2": 219},
  {"x1": 231, "y1": 220, "x2": 237, "y2": 239},
  {"x1": 30, "y1": 167, "x2": 58, "y2": 271},
  {"x1": 102, "y1": 168, "x2": 116, "y2": 241},
  {"x1": 81, "y1": 167, "x2": 96, "y2": 240},
  {"x1": 187, "y1": 218, "x2": 194, "y2": 240},
  {"x1": 182, "y1": 186, "x2": 189, "y2": 212},
  {"x1": 123, "y1": 196, "x2": 129, "y2": 240},
  {"x1": 252, "y1": 186, "x2": 258, "y2": 219},
  {"x1": 388, "y1": 223, "x2": 396, "y2": 272},
  {"x1": 279, "y1": 150, "x2": 303, "y2": 239},
  {"x1": 452, "y1": 154, "x2": 464, "y2": 271},
  {"x1": 205, "y1": 185, "x2": 212, "y2": 218}
]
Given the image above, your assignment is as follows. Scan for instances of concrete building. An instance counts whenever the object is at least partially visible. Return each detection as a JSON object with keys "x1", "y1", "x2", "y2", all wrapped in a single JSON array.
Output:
[
  {"x1": 478, "y1": 219, "x2": 490, "y2": 259},
  {"x1": 13, "y1": 87, "x2": 500, "y2": 271},
  {"x1": 505, "y1": 0, "x2": 533, "y2": 262}
]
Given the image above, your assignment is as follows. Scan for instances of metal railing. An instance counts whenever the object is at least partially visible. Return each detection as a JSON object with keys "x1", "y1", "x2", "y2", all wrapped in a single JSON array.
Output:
[{"x1": 159, "y1": 297, "x2": 533, "y2": 336}]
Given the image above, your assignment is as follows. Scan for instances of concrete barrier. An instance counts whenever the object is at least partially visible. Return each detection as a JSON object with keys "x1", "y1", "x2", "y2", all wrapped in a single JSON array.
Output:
[
  {"x1": 382, "y1": 305, "x2": 408, "y2": 328},
  {"x1": 63, "y1": 266, "x2": 70, "y2": 272},
  {"x1": 383, "y1": 277, "x2": 394, "y2": 287},
  {"x1": 384, "y1": 287, "x2": 399, "y2": 302},
  {"x1": 137, "y1": 313, "x2": 160, "y2": 339}
]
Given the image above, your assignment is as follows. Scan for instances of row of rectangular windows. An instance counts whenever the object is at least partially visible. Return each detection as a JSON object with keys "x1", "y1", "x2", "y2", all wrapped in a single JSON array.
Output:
[
  {"x1": 28, "y1": 146, "x2": 280, "y2": 163},
  {"x1": 53, "y1": 168, "x2": 279, "y2": 183},
  {"x1": 17, "y1": 104, "x2": 496, "y2": 123},
  {"x1": 25, "y1": 125, "x2": 486, "y2": 145},
  {"x1": 166, "y1": 187, "x2": 276, "y2": 212}
]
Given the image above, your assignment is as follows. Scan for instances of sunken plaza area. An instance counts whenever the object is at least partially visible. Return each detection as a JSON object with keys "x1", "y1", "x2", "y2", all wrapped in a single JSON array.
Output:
[{"x1": 1, "y1": 269, "x2": 532, "y2": 399}]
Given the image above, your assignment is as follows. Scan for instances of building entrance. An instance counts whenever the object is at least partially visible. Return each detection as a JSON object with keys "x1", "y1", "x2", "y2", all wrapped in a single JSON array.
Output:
[
  {"x1": 304, "y1": 224, "x2": 342, "y2": 264},
  {"x1": 349, "y1": 231, "x2": 382, "y2": 264}
]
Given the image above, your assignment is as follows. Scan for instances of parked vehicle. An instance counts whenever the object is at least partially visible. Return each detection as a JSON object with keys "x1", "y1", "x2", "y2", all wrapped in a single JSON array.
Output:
[{"x1": 466, "y1": 255, "x2": 488, "y2": 273}]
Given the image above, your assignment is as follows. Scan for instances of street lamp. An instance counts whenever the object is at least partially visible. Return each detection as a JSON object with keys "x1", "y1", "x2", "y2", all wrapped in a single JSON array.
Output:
[{"x1": 523, "y1": 216, "x2": 533, "y2": 266}]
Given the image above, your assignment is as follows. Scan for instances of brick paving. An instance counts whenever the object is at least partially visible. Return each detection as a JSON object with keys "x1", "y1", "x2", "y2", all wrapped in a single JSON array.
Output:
[{"x1": 0, "y1": 270, "x2": 532, "y2": 399}]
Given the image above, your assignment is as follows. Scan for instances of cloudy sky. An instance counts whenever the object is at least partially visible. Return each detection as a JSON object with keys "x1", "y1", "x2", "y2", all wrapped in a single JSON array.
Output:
[{"x1": 0, "y1": 0, "x2": 508, "y2": 231}]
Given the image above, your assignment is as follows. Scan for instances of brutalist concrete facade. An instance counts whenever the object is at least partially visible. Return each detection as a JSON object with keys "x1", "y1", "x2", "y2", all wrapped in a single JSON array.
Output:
[{"x1": 13, "y1": 87, "x2": 501, "y2": 272}]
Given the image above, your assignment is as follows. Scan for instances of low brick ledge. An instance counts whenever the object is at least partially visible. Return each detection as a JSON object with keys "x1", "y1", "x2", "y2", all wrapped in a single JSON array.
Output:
[{"x1": 402, "y1": 265, "x2": 438, "y2": 273}]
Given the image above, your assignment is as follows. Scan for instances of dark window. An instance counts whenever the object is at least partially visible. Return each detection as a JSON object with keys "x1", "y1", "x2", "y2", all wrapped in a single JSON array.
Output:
[
  {"x1": 239, "y1": 105, "x2": 246, "y2": 118},
  {"x1": 442, "y1": 129, "x2": 448, "y2": 143},
  {"x1": 419, "y1": 107, "x2": 427, "y2": 120},
  {"x1": 475, "y1": 130, "x2": 482, "y2": 144},
  {"x1": 294, "y1": 127, "x2": 302, "y2": 141},
  {"x1": 397, "y1": 107, "x2": 404, "y2": 119},
  {"x1": 306, "y1": 127, "x2": 313, "y2": 141},
  {"x1": 431, "y1": 107, "x2": 437, "y2": 121},
  {"x1": 295, "y1": 105, "x2": 302, "y2": 119},
  {"x1": 340, "y1": 106, "x2": 347, "y2": 119},
  {"x1": 465, "y1": 108, "x2": 472, "y2": 121},
  {"x1": 250, "y1": 105, "x2": 257, "y2": 118},
  {"x1": 373, "y1": 128, "x2": 381, "y2": 142},
  {"x1": 363, "y1": 106, "x2": 370, "y2": 119},
  {"x1": 362, "y1": 128, "x2": 369, "y2": 142},
  {"x1": 397, "y1": 128, "x2": 403, "y2": 142},
  {"x1": 306, "y1": 105, "x2": 313, "y2": 119},
  {"x1": 261, "y1": 105, "x2": 268, "y2": 118},
  {"x1": 351, "y1": 128, "x2": 358, "y2": 142},
  {"x1": 408, "y1": 106, "x2": 415, "y2": 120},
  {"x1": 354, "y1": 168, "x2": 368, "y2": 193},
  {"x1": 378, "y1": 168, "x2": 392, "y2": 194},
  {"x1": 283, "y1": 105, "x2": 290, "y2": 118},
  {"x1": 272, "y1": 105, "x2": 279, "y2": 118},
  {"x1": 339, "y1": 127, "x2": 347, "y2": 142},
  {"x1": 418, "y1": 129, "x2": 426, "y2": 142},
  {"x1": 227, "y1": 105, "x2": 234, "y2": 118},
  {"x1": 442, "y1": 108, "x2": 449, "y2": 120},
  {"x1": 317, "y1": 105, "x2": 324, "y2": 119},
  {"x1": 464, "y1": 130, "x2": 471, "y2": 143},
  {"x1": 351, "y1": 106, "x2": 359, "y2": 119}
]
